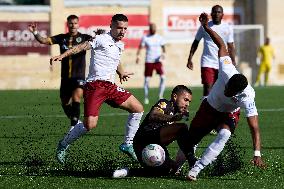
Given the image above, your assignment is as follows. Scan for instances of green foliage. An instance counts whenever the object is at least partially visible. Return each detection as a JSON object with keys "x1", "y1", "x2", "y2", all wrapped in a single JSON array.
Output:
[{"x1": 0, "y1": 86, "x2": 283, "y2": 189}]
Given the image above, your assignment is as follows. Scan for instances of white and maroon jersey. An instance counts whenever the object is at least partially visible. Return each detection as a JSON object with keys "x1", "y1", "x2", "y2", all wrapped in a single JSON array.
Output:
[
  {"x1": 141, "y1": 34, "x2": 165, "y2": 63},
  {"x1": 86, "y1": 32, "x2": 124, "y2": 83},
  {"x1": 195, "y1": 21, "x2": 234, "y2": 69},
  {"x1": 207, "y1": 56, "x2": 258, "y2": 117}
]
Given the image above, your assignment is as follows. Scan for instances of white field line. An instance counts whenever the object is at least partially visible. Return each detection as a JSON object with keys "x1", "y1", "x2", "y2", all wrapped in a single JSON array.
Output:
[{"x1": 1, "y1": 108, "x2": 284, "y2": 119}]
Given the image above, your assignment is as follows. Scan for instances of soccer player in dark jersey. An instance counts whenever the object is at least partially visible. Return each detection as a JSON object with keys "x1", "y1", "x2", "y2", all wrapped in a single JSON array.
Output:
[
  {"x1": 132, "y1": 85, "x2": 195, "y2": 174},
  {"x1": 28, "y1": 15, "x2": 93, "y2": 126}
]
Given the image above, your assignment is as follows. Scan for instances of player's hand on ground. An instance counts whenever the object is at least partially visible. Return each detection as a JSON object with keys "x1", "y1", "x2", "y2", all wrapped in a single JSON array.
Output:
[
  {"x1": 50, "y1": 55, "x2": 63, "y2": 65},
  {"x1": 28, "y1": 22, "x2": 37, "y2": 33},
  {"x1": 187, "y1": 59, "x2": 193, "y2": 70},
  {"x1": 199, "y1": 13, "x2": 209, "y2": 26},
  {"x1": 251, "y1": 156, "x2": 266, "y2": 168},
  {"x1": 119, "y1": 72, "x2": 134, "y2": 84}
]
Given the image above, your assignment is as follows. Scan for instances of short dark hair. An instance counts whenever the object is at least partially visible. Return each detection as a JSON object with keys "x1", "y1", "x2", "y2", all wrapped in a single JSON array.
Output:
[
  {"x1": 67, "y1": 15, "x2": 79, "y2": 22},
  {"x1": 211, "y1": 5, "x2": 223, "y2": 13},
  {"x1": 111, "y1": 14, "x2": 128, "y2": 23},
  {"x1": 172, "y1": 85, "x2": 192, "y2": 96},
  {"x1": 227, "y1": 74, "x2": 248, "y2": 94}
]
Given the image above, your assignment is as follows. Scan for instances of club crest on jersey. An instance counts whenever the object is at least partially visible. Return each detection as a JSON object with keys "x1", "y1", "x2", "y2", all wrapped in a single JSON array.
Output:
[
  {"x1": 76, "y1": 37, "x2": 82, "y2": 43},
  {"x1": 158, "y1": 102, "x2": 167, "y2": 109}
]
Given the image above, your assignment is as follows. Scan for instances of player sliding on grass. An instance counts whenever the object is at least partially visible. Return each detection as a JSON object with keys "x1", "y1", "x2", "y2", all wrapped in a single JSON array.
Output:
[
  {"x1": 50, "y1": 14, "x2": 144, "y2": 164},
  {"x1": 113, "y1": 85, "x2": 197, "y2": 178},
  {"x1": 185, "y1": 13, "x2": 266, "y2": 181},
  {"x1": 133, "y1": 85, "x2": 196, "y2": 174}
]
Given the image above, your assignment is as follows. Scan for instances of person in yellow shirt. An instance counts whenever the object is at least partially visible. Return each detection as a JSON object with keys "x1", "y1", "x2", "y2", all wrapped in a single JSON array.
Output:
[{"x1": 255, "y1": 37, "x2": 275, "y2": 86}]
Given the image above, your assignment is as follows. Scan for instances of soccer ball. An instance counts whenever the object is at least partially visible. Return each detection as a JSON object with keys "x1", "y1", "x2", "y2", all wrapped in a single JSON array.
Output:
[{"x1": 142, "y1": 144, "x2": 166, "y2": 167}]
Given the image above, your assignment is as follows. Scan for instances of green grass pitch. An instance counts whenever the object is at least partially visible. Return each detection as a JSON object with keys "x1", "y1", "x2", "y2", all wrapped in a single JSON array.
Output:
[{"x1": 0, "y1": 86, "x2": 283, "y2": 189}]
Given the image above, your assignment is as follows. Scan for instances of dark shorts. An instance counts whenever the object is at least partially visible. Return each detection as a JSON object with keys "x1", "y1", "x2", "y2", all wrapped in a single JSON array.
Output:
[
  {"x1": 201, "y1": 67, "x2": 218, "y2": 85},
  {"x1": 60, "y1": 78, "x2": 85, "y2": 99},
  {"x1": 83, "y1": 80, "x2": 132, "y2": 117},
  {"x1": 188, "y1": 99, "x2": 240, "y2": 145},
  {"x1": 133, "y1": 128, "x2": 169, "y2": 168},
  {"x1": 144, "y1": 62, "x2": 164, "y2": 77}
]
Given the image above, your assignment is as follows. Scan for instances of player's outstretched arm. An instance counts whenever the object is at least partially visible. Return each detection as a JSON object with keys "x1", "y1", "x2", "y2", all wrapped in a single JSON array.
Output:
[
  {"x1": 187, "y1": 40, "x2": 199, "y2": 70},
  {"x1": 199, "y1": 13, "x2": 228, "y2": 57},
  {"x1": 28, "y1": 22, "x2": 50, "y2": 45},
  {"x1": 246, "y1": 115, "x2": 266, "y2": 168},
  {"x1": 148, "y1": 107, "x2": 184, "y2": 123},
  {"x1": 50, "y1": 41, "x2": 91, "y2": 65},
  {"x1": 136, "y1": 43, "x2": 143, "y2": 64}
]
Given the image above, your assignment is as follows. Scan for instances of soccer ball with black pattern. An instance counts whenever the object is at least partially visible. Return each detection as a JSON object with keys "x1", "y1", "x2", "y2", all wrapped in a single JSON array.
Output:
[{"x1": 142, "y1": 144, "x2": 165, "y2": 167}]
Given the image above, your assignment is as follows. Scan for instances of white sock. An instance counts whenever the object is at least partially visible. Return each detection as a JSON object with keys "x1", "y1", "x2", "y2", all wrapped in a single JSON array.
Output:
[
  {"x1": 158, "y1": 75, "x2": 166, "y2": 99},
  {"x1": 144, "y1": 77, "x2": 150, "y2": 100},
  {"x1": 189, "y1": 129, "x2": 231, "y2": 177},
  {"x1": 124, "y1": 112, "x2": 143, "y2": 145},
  {"x1": 60, "y1": 122, "x2": 88, "y2": 147}
]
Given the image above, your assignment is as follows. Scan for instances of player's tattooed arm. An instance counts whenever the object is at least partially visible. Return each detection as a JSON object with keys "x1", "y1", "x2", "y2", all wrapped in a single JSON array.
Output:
[
  {"x1": 28, "y1": 22, "x2": 50, "y2": 44},
  {"x1": 65, "y1": 41, "x2": 91, "y2": 57},
  {"x1": 50, "y1": 41, "x2": 91, "y2": 64},
  {"x1": 148, "y1": 107, "x2": 183, "y2": 122},
  {"x1": 34, "y1": 33, "x2": 50, "y2": 44}
]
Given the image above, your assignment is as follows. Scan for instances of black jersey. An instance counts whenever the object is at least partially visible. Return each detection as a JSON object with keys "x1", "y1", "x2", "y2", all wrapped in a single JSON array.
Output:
[
  {"x1": 139, "y1": 99, "x2": 177, "y2": 132},
  {"x1": 50, "y1": 33, "x2": 92, "y2": 80}
]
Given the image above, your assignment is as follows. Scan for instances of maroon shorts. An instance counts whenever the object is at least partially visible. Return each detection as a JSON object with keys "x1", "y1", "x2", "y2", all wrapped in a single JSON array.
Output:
[
  {"x1": 83, "y1": 80, "x2": 132, "y2": 117},
  {"x1": 144, "y1": 62, "x2": 164, "y2": 77},
  {"x1": 188, "y1": 99, "x2": 240, "y2": 145},
  {"x1": 201, "y1": 67, "x2": 218, "y2": 85}
]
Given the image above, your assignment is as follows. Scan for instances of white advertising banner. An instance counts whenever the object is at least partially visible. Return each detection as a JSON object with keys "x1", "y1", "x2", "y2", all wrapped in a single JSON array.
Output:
[{"x1": 163, "y1": 7, "x2": 244, "y2": 43}]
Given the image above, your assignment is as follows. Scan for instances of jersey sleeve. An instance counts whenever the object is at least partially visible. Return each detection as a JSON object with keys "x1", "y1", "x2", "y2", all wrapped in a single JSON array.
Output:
[
  {"x1": 84, "y1": 34, "x2": 93, "y2": 41},
  {"x1": 219, "y1": 56, "x2": 237, "y2": 83},
  {"x1": 238, "y1": 97, "x2": 258, "y2": 117},
  {"x1": 140, "y1": 36, "x2": 146, "y2": 47},
  {"x1": 89, "y1": 35, "x2": 101, "y2": 49},
  {"x1": 243, "y1": 100, "x2": 258, "y2": 117},
  {"x1": 152, "y1": 99, "x2": 170, "y2": 114},
  {"x1": 49, "y1": 34, "x2": 64, "y2": 45},
  {"x1": 195, "y1": 26, "x2": 204, "y2": 41}
]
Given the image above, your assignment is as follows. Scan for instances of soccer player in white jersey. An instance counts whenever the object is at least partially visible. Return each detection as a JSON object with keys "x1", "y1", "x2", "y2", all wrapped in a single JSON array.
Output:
[
  {"x1": 185, "y1": 13, "x2": 266, "y2": 181},
  {"x1": 50, "y1": 14, "x2": 144, "y2": 164},
  {"x1": 187, "y1": 5, "x2": 236, "y2": 99},
  {"x1": 136, "y1": 23, "x2": 166, "y2": 105}
]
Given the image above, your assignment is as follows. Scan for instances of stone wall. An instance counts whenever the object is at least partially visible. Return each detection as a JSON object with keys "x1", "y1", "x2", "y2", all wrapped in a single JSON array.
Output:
[{"x1": 0, "y1": 0, "x2": 283, "y2": 89}]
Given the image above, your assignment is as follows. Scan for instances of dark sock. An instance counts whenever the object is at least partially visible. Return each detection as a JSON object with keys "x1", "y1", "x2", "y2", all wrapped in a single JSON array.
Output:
[
  {"x1": 62, "y1": 104, "x2": 72, "y2": 118},
  {"x1": 70, "y1": 101, "x2": 80, "y2": 126},
  {"x1": 176, "y1": 127, "x2": 197, "y2": 168}
]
